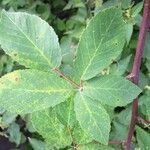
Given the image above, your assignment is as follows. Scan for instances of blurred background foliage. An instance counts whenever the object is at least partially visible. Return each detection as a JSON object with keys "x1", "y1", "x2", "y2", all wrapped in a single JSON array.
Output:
[{"x1": 0, "y1": 0, "x2": 150, "y2": 150}]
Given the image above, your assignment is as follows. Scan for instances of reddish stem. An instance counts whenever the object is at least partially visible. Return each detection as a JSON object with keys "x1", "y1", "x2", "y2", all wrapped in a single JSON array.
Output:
[{"x1": 126, "y1": 0, "x2": 150, "y2": 149}]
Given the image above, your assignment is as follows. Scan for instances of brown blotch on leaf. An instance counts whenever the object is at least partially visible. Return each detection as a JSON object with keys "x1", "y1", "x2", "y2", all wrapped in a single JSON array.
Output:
[
  {"x1": 13, "y1": 53, "x2": 17, "y2": 57},
  {"x1": 59, "y1": 75, "x2": 63, "y2": 78},
  {"x1": 15, "y1": 77, "x2": 19, "y2": 81},
  {"x1": 10, "y1": 51, "x2": 18, "y2": 59},
  {"x1": 79, "y1": 86, "x2": 83, "y2": 92}
]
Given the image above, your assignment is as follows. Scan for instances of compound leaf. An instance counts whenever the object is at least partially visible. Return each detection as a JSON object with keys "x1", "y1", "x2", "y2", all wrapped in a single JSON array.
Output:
[
  {"x1": 82, "y1": 75, "x2": 141, "y2": 106},
  {"x1": 74, "y1": 92, "x2": 110, "y2": 145},
  {"x1": 0, "y1": 10, "x2": 61, "y2": 70},
  {"x1": 74, "y1": 7, "x2": 126, "y2": 82},
  {"x1": 0, "y1": 69, "x2": 72, "y2": 114}
]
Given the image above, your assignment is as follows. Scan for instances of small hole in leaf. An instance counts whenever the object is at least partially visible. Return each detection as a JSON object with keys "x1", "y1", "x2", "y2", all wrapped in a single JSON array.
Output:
[{"x1": 114, "y1": 106, "x2": 125, "y2": 113}]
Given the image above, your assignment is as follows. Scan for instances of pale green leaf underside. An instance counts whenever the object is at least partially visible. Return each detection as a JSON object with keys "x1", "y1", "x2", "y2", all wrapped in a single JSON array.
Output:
[
  {"x1": 0, "y1": 10, "x2": 61, "y2": 70},
  {"x1": 74, "y1": 7, "x2": 126, "y2": 82},
  {"x1": 74, "y1": 93, "x2": 110, "y2": 145},
  {"x1": 0, "y1": 70, "x2": 72, "y2": 114},
  {"x1": 30, "y1": 109, "x2": 72, "y2": 149},
  {"x1": 82, "y1": 75, "x2": 141, "y2": 106}
]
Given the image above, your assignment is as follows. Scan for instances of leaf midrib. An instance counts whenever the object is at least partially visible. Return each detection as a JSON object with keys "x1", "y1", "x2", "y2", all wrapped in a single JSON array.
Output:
[{"x1": 2, "y1": 88, "x2": 70, "y2": 93}]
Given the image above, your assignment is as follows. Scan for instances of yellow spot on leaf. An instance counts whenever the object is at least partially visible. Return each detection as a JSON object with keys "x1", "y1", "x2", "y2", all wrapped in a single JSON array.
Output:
[{"x1": 6, "y1": 71, "x2": 21, "y2": 83}]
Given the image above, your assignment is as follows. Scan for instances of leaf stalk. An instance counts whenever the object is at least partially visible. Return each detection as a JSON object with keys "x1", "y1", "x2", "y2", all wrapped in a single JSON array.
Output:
[{"x1": 53, "y1": 68, "x2": 80, "y2": 89}]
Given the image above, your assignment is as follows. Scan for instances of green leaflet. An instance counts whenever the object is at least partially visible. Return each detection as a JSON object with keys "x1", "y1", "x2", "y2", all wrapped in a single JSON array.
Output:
[
  {"x1": 30, "y1": 109, "x2": 72, "y2": 149},
  {"x1": 74, "y1": 93, "x2": 111, "y2": 145},
  {"x1": 139, "y1": 91, "x2": 150, "y2": 120},
  {"x1": 0, "y1": 70, "x2": 72, "y2": 114},
  {"x1": 72, "y1": 122, "x2": 93, "y2": 145},
  {"x1": 110, "y1": 55, "x2": 132, "y2": 76},
  {"x1": 136, "y1": 126, "x2": 150, "y2": 150},
  {"x1": 54, "y1": 96, "x2": 93, "y2": 145},
  {"x1": 29, "y1": 138, "x2": 47, "y2": 150},
  {"x1": 110, "y1": 121, "x2": 128, "y2": 141},
  {"x1": 144, "y1": 33, "x2": 150, "y2": 58},
  {"x1": 82, "y1": 75, "x2": 141, "y2": 106},
  {"x1": 54, "y1": 96, "x2": 77, "y2": 128},
  {"x1": 79, "y1": 143, "x2": 115, "y2": 150},
  {"x1": 74, "y1": 7, "x2": 126, "y2": 82},
  {"x1": 120, "y1": 0, "x2": 131, "y2": 9},
  {"x1": 132, "y1": 1, "x2": 143, "y2": 17},
  {"x1": 7, "y1": 122, "x2": 22, "y2": 146},
  {"x1": 0, "y1": 10, "x2": 61, "y2": 70},
  {"x1": 54, "y1": 97, "x2": 93, "y2": 145},
  {"x1": 125, "y1": 24, "x2": 133, "y2": 45},
  {"x1": 114, "y1": 106, "x2": 132, "y2": 126}
]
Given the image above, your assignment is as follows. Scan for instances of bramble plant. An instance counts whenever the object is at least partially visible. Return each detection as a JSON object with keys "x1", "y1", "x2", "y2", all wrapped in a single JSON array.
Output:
[{"x1": 0, "y1": 0, "x2": 150, "y2": 150}]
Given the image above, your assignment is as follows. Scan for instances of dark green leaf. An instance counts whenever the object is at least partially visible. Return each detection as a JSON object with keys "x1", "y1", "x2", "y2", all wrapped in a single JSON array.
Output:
[
  {"x1": 139, "y1": 91, "x2": 150, "y2": 120},
  {"x1": 0, "y1": 10, "x2": 61, "y2": 70},
  {"x1": 74, "y1": 93, "x2": 110, "y2": 145},
  {"x1": 136, "y1": 126, "x2": 150, "y2": 150},
  {"x1": 110, "y1": 55, "x2": 132, "y2": 76},
  {"x1": 74, "y1": 7, "x2": 126, "y2": 82},
  {"x1": 82, "y1": 75, "x2": 141, "y2": 106}
]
